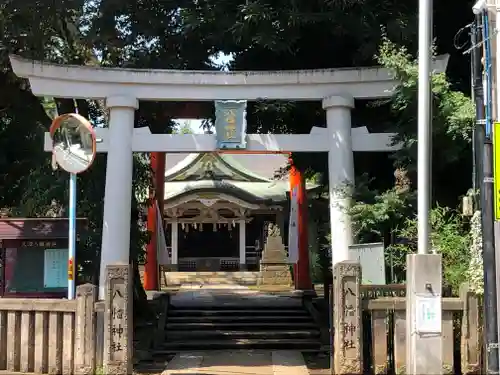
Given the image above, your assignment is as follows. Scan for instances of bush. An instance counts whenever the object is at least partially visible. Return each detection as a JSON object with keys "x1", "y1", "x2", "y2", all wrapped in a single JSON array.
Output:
[{"x1": 388, "y1": 205, "x2": 471, "y2": 294}]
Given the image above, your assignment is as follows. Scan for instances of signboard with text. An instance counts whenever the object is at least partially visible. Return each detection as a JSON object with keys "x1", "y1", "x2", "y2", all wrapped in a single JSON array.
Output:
[
  {"x1": 415, "y1": 295, "x2": 442, "y2": 333},
  {"x1": 348, "y1": 242, "x2": 386, "y2": 284},
  {"x1": 214, "y1": 100, "x2": 247, "y2": 150},
  {"x1": 44, "y1": 248, "x2": 68, "y2": 288}
]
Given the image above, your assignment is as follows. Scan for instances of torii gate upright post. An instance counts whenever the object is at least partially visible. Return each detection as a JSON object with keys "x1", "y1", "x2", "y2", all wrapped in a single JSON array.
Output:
[
  {"x1": 144, "y1": 152, "x2": 165, "y2": 290},
  {"x1": 289, "y1": 159, "x2": 312, "y2": 290}
]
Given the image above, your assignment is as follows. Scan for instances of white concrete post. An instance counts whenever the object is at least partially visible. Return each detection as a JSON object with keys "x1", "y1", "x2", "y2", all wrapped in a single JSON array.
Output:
[
  {"x1": 171, "y1": 221, "x2": 178, "y2": 266},
  {"x1": 322, "y1": 95, "x2": 355, "y2": 269},
  {"x1": 239, "y1": 219, "x2": 246, "y2": 269},
  {"x1": 98, "y1": 96, "x2": 138, "y2": 299}
]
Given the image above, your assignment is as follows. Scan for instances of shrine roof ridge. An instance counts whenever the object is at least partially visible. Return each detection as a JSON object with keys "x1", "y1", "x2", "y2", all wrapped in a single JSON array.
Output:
[
  {"x1": 164, "y1": 153, "x2": 276, "y2": 183},
  {"x1": 163, "y1": 179, "x2": 317, "y2": 203}
]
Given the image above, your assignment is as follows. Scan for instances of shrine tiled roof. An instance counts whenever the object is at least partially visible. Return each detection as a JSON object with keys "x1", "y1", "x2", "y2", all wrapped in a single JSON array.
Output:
[
  {"x1": 164, "y1": 153, "x2": 288, "y2": 182},
  {"x1": 163, "y1": 152, "x2": 317, "y2": 202},
  {"x1": 165, "y1": 179, "x2": 291, "y2": 203}
]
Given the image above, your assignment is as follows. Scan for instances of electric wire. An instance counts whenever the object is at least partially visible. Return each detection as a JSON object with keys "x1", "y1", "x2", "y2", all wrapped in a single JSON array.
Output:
[{"x1": 454, "y1": 23, "x2": 473, "y2": 50}]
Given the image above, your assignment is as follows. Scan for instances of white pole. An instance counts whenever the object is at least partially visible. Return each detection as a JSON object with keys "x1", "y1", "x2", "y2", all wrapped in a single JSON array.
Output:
[
  {"x1": 68, "y1": 173, "x2": 77, "y2": 299},
  {"x1": 417, "y1": 0, "x2": 433, "y2": 255},
  {"x1": 406, "y1": 1, "x2": 443, "y2": 373}
]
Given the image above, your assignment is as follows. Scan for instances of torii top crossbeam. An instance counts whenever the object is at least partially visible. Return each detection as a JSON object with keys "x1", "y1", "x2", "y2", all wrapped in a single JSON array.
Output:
[{"x1": 9, "y1": 54, "x2": 448, "y2": 101}]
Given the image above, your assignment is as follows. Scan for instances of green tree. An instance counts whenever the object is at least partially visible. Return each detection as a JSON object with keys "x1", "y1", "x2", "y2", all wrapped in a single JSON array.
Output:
[
  {"x1": 387, "y1": 206, "x2": 471, "y2": 293},
  {"x1": 0, "y1": 0, "x2": 208, "y2": 314},
  {"x1": 344, "y1": 38, "x2": 475, "y2": 288},
  {"x1": 375, "y1": 37, "x2": 475, "y2": 203},
  {"x1": 174, "y1": 121, "x2": 195, "y2": 134}
]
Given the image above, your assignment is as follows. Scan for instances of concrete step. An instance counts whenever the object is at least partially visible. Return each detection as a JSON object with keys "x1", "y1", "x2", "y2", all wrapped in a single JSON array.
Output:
[
  {"x1": 169, "y1": 278, "x2": 258, "y2": 282},
  {"x1": 164, "y1": 271, "x2": 260, "y2": 286},
  {"x1": 157, "y1": 338, "x2": 321, "y2": 351},
  {"x1": 168, "y1": 309, "x2": 308, "y2": 316},
  {"x1": 166, "y1": 329, "x2": 320, "y2": 340},
  {"x1": 166, "y1": 271, "x2": 259, "y2": 276},
  {"x1": 166, "y1": 321, "x2": 318, "y2": 330},
  {"x1": 167, "y1": 315, "x2": 312, "y2": 323},
  {"x1": 169, "y1": 281, "x2": 259, "y2": 286},
  {"x1": 161, "y1": 291, "x2": 322, "y2": 352}
]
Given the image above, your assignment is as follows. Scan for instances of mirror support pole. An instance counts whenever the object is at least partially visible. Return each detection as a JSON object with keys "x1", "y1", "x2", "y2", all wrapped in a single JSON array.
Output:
[
  {"x1": 68, "y1": 173, "x2": 77, "y2": 299},
  {"x1": 48, "y1": 112, "x2": 96, "y2": 300}
]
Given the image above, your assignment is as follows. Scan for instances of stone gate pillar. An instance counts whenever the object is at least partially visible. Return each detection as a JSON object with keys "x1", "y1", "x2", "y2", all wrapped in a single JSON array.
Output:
[
  {"x1": 99, "y1": 96, "x2": 139, "y2": 299},
  {"x1": 103, "y1": 264, "x2": 133, "y2": 374},
  {"x1": 322, "y1": 95, "x2": 355, "y2": 268},
  {"x1": 333, "y1": 260, "x2": 363, "y2": 374}
]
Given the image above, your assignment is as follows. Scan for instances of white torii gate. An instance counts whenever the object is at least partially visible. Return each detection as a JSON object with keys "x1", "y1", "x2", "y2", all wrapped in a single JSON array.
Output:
[{"x1": 9, "y1": 54, "x2": 448, "y2": 298}]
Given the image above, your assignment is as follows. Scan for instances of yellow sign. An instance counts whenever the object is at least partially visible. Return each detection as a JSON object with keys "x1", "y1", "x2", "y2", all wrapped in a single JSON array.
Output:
[
  {"x1": 68, "y1": 257, "x2": 74, "y2": 281},
  {"x1": 494, "y1": 122, "x2": 500, "y2": 219}
]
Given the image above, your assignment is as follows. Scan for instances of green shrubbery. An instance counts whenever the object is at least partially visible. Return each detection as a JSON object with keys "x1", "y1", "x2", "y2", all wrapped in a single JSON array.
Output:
[{"x1": 307, "y1": 37, "x2": 479, "y2": 294}]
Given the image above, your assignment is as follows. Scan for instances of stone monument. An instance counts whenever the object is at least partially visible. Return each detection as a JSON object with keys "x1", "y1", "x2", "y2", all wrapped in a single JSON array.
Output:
[
  {"x1": 258, "y1": 222, "x2": 292, "y2": 286},
  {"x1": 332, "y1": 260, "x2": 363, "y2": 374},
  {"x1": 103, "y1": 264, "x2": 133, "y2": 374}
]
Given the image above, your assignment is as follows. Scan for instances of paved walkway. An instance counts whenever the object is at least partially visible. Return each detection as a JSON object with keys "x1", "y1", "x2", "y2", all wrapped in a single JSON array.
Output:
[{"x1": 161, "y1": 350, "x2": 310, "y2": 375}]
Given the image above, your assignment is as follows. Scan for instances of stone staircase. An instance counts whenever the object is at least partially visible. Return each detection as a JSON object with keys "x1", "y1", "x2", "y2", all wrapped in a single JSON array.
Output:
[
  {"x1": 155, "y1": 301, "x2": 322, "y2": 352},
  {"x1": 164, "y1": 271, "x2": 260, "y2": 286}
]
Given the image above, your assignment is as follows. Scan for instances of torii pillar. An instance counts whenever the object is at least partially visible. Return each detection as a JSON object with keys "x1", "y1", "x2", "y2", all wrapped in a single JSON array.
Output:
[
  {"x1": 144, "y1": 152, "x2": 165, "y2": 290},
  {"x1": 289, "y1": 159, "x2": 312, "y2": 291}
]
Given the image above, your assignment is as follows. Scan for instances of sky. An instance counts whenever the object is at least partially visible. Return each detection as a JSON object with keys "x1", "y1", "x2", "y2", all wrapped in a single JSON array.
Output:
[{"x1": 174, "y1": 53, "x2": 233, "y2": 134}]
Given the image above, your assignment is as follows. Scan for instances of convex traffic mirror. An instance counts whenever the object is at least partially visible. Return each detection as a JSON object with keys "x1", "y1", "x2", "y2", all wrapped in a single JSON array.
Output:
[{"x1": 49, "y1": 113, "x2": 96, "y2": 174}]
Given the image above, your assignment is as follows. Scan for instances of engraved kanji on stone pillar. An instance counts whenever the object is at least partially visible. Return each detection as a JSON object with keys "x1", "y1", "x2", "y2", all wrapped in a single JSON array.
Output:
[
  {"x1": 103, "y1": 264, "x2": 133, "y2": 374},
  {"x1": 333, "y1": 261, "x2": 362, "y2": 374}
]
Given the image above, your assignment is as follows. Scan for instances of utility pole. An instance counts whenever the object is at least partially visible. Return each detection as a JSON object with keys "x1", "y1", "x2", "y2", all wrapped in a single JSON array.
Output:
[
  {"x1": 473, "y1": 2, "x2": 500, "y2": 371},
  {"x1": 406, "y1": 0, "x2": 443, "y2": 372},
  {"x1": 473, "y1": 21, "x2": 485, "y2": 194},
  {"x1": 495, "y1": 1, "x2": 500, "y2": 366},
  {"x1": 476, "y1": 3, "x2": 500, "y2": 372}
]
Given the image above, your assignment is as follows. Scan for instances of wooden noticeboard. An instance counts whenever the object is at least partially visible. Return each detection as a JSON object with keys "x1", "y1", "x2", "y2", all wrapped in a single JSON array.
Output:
[{"x1": 0, "y1": 218, "x2": 87, "y2": 297}]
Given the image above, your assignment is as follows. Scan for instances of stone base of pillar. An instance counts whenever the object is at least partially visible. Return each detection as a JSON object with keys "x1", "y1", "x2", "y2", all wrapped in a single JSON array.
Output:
[
  {"x1": 258, "y1": 263, "x2": 293, "y2": 286},
  {"x1": 239, "y1": 263, "x2": 247, "y2": 271}
]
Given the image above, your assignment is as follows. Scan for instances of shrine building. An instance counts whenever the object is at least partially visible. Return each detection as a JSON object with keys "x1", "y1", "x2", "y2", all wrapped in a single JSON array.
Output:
[{"x1": 159, "y1": 152, "x2": 315, "y2": 276}]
